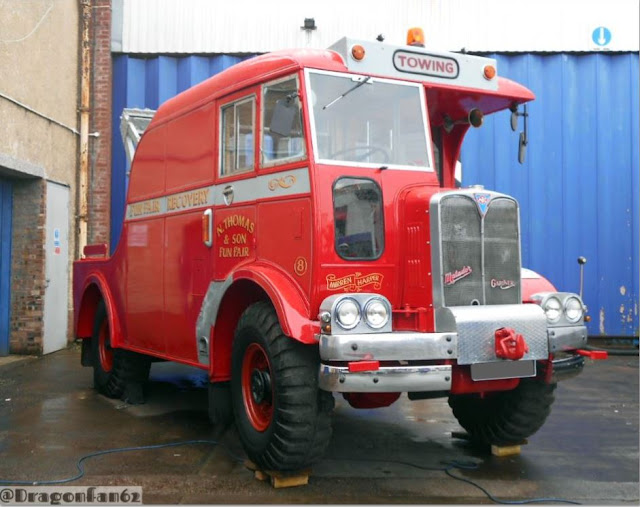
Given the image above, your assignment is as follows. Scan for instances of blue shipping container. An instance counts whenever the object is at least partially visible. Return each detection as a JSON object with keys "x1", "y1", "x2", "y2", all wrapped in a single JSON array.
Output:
[{"x1": 111, "y1": 52, "x2": 639, "y2": 337}]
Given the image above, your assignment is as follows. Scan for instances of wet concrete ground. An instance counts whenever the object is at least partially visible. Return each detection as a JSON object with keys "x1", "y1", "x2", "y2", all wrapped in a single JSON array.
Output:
[{"x1": 0, "y1": 347, "x2": 637, "y2": 504}]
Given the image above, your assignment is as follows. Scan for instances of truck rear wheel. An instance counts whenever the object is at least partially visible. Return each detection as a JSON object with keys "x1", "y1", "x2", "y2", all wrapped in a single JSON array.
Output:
[
  {"x1": 448, "y1": 378, "x2": 556, "y2": 447},
  {"x1": 231, "y1": 301, "x2": 334, "y2": 471},
  {"x1": 91, "y1": 301, "x2": 150, "y2": 399}
]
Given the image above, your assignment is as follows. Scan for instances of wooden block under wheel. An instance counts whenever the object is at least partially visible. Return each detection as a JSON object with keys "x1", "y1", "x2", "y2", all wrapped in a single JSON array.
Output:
[
  {"x1": 268, "y1": 470, "x2": 310, "y2": 488},
  {"x1": 244, "y1": 459, "x2": 310, "y2": 488},
  {"x1": 491, "y1": 444, "x2": 522, "y2": 457}
]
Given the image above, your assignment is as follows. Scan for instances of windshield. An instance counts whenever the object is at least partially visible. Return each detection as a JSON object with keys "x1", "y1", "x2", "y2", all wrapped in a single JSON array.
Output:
[{"x1": 307, "y1": 70, "x2": 432, "y2": 170}]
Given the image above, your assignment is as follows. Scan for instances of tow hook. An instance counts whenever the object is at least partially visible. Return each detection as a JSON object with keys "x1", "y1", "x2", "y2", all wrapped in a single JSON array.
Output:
[{"x1": 495, "y1": 327, "x2": 529, "y2": 360}]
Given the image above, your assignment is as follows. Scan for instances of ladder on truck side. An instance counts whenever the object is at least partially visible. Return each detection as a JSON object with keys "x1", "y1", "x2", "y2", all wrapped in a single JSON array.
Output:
[{"x1": 120, "y1": 108, "x2": 156, "y2": 168}]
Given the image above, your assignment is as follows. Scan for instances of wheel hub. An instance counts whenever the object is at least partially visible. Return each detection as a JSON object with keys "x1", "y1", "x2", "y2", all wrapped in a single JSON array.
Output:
[
  {"x1": 241, "y1": 342, "x2": 274, "y2": 432},
  {"x1": 250, "y1": 368, "x2": 272, "y2": 404}
]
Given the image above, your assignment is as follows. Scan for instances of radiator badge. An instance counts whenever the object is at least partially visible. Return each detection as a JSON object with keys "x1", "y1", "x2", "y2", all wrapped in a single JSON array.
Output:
[
  {"x1": 473, "y1": 193, "x2": 492, "y2": 216},
  {"x1": 444, "y1": 266, "x2": 472, "y2": 286},
  {"x1": 491, "y1": 278, "x2": 516, "y2": 290}
]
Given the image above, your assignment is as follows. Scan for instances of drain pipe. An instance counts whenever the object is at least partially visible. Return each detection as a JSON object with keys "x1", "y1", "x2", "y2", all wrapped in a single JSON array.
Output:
[{"x1": 78, "y1": 0, "x2": 92, "y2": 258}]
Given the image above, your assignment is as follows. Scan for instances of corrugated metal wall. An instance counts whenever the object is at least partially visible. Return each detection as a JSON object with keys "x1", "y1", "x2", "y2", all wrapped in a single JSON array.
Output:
[
  {"x1": 461, "y1": 53, "x2": 639, "y2": 337},
  {"x1": 111, "y1": 52, "x2": 639, "y2": 337},
  {"x1": 115, "y1": 0, "x2": 640, "y2": 53}
]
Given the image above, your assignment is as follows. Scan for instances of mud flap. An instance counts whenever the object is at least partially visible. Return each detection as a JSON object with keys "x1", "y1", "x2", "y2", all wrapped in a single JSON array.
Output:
[
  {"x1": 81, "y1": 339, "x2": 93, "y2": 366},
  {"x1": 209, "y1": 381, "x2": 233, "y2": 427}
]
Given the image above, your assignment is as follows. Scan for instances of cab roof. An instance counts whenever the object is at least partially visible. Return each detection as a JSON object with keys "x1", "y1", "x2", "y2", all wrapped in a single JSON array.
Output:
[
  {"x1": 149, "y1": 45, "x2": 533, "y2": 128},
  {"x1": 150, "y1": 49, "x2": 345, "y2": 126}
]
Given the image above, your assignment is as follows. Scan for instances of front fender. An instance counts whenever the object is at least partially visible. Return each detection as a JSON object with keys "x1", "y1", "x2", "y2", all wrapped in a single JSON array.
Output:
[
  {"x1": 233, "y1": 262, "x2": 317, "y2": 343},
  {"x1": 521, "y1": 268, "x2": 557, "y2": 302}
]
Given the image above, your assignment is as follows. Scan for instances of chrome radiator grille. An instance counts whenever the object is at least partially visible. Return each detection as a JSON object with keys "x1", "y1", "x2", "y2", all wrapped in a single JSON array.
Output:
[{"x1": 430, "y1": 190, "x2": 521, "y2": 307}]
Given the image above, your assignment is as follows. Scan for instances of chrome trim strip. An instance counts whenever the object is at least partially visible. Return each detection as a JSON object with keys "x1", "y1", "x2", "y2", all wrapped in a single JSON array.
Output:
[
  {"x1": 429, "y1": 196, "x2": 444, "y2": 308},
  {"x1": 319, "y1": 364, "x2": 452, "y2": 393},
  {"x1": 318, "y1": 331, "x2": 456, "y2": 361},
  {"x1": 480, "y1": 208, "x2": 486, "y2": 304},
  {"x1": 215, "y1": 167, "x2": 311, "y2": 206},
  {"x1": 125, "y1": 167, "x2": 310, "y2": 221},
  {"x1": 195, "y1": 276, "x2": 234, "y2": 365}
]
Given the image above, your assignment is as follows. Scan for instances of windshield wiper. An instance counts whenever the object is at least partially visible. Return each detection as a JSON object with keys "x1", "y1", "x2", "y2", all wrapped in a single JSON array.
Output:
[{"x1": 322, "y1": 76, "x2": 371, "y2": 110}]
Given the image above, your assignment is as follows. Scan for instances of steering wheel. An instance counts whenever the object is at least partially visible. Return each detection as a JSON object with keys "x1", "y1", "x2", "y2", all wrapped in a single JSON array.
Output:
[{"x1": 329, "y1": 145, "x2": 390, "y2": 163}]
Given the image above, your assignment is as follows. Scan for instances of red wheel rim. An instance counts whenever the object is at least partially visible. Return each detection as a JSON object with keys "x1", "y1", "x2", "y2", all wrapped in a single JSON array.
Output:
[
  {"x1": 98, "y1": 319, "x2": 113, "y2": 372},
  {"x1": 241, "y1": 343, "x2": 273, "y2": 432}
]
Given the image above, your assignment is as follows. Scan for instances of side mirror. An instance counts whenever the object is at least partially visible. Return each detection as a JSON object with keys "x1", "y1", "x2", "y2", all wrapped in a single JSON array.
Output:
[
  {"x1": 510, "y1": 111, "x2": 518, "y2": 131},
  {"x1": 510, "y1": 104, "x2": 529, "y2": 164},
  {"x1": 518, "y1": 132, "x2": 527, "y2": 164},
  {"x1": 269, "y1": 97, "x2": 297, "y2": 137}
]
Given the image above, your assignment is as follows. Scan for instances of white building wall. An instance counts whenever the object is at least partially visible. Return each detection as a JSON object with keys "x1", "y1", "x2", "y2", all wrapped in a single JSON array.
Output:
[{"x1": 114, "y1": 0, "x2": 639, "y2": 54}]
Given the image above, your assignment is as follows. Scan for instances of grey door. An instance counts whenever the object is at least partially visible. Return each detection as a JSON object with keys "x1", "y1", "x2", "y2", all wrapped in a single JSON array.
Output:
[{"x1": 43, "y1": 181, "x2": 70, "y2": 354}]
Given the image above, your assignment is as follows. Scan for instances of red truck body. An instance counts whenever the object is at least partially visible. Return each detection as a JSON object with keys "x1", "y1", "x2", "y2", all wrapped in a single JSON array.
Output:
[{"x1": 74, "y1": 34, "x2": 589, "y2": 470}]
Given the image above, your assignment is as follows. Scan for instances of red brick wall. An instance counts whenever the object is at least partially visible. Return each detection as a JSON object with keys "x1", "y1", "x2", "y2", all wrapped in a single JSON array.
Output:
[
  {"x1": 89, "y1": 0, "x2": 112, "y2": 245},
  {"x1": 10, "y1": 179, "x2": 46, "y2": 354}
]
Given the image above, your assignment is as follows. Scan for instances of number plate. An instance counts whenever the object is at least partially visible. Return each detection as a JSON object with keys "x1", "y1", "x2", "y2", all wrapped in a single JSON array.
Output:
[{"x1": 470, "y1": 360, "x2": 536, "y2": 381}]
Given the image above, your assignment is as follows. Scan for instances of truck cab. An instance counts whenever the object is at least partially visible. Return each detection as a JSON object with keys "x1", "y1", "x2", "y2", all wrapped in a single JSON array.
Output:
[{"x1": 74, "y1": 31, "x2": 591, "y2": 472}]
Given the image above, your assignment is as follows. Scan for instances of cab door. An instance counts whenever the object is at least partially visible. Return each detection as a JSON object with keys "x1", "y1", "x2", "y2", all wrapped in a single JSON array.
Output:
[{"x1": 212, "y1": 90, "x2": 259, "y2": 281}]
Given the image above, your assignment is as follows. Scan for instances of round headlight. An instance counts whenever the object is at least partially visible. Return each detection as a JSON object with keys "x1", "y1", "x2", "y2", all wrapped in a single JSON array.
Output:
[
  {"x1": 335, "y1": 299, "x2": 360, "y2": 330},
  {"x1": 564, "y1": 296, "x2": 583, "y2": 323},
  {"x1": 364, "y1": 299, "x2": 389, "y2": 329},
  {"x1": 544, "y1": 296, "x2": 562, "y2": 323}
]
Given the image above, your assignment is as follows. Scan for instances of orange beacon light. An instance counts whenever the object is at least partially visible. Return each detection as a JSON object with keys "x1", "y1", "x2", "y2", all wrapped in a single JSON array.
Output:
[{"x1": 406, "y1": 27, "x2": 425, "y2": 47}]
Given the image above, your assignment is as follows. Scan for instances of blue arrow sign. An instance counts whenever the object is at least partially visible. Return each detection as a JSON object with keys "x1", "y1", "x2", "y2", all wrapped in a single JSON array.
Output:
[{"x1": 592, "y1": 26, "x2": 612, "y2": 46}]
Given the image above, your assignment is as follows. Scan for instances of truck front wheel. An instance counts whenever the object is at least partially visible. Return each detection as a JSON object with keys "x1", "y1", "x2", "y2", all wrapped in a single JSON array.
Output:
[
  {"x1": 231, "y1": 301, "x2": 334, "y2": 471},
  {"x1": 448, "y1": 378, "x2": 556, "y2": 447},
  {"x1": 91, "y1": 301, "x2": 150, "y2": 399}
]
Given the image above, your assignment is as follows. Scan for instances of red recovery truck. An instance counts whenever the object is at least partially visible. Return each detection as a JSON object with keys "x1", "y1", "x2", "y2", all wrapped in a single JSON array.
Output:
[{"x1": 74, "y1": 30, "x2": 593, "y2": 471}]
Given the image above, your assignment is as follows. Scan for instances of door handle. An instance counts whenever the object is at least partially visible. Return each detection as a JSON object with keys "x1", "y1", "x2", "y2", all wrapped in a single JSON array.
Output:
[
  {"x1": 202, "y1": 208, "x2": 213, "y2": 248},
  {"x1": 222, "y1": 185, "x2": 234, "y2": 206}
]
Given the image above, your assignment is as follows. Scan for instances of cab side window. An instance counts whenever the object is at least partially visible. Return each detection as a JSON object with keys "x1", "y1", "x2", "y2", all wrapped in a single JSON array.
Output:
[
  {"x1": 333, "y1": 177, "x2": 384, "y2": 260},
  {"x1": 261, "y1": 75, "x2": 306, "y2": 166},
  {"x1": 221, "y1": 96, "x2": 255, "y2": 176}
]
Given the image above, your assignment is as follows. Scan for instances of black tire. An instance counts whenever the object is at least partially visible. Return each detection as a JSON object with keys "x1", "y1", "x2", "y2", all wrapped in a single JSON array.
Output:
[
  {"x1": 448, "y1": 378, "x2": 556, "y2": 447},
  {"x1": 91, "y1": 301, "x2": 151, "y2": 399},
  {"x1": 231, "y1": 301, "x2": 334, "y2": 471}
]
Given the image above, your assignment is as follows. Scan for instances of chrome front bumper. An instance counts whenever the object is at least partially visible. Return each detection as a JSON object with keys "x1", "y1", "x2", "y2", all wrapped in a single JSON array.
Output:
[
  {"x1": 318, "y1": 363, "x2": 451, "y2": 393},
  {"x1": 318, "y1": 308, "x2": 588, "y2": 393},
  {"x1": 319, "y1": 331, "x2": 457, "y2": 361},
  {"x1": 548, "y1": 325, "x2": 588, "y2": 352}
]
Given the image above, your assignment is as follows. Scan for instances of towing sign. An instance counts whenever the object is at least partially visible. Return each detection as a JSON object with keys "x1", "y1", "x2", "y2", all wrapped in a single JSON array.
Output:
[{"x1": 393, "y1": 50, "x2": 459, "y2": 79}]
